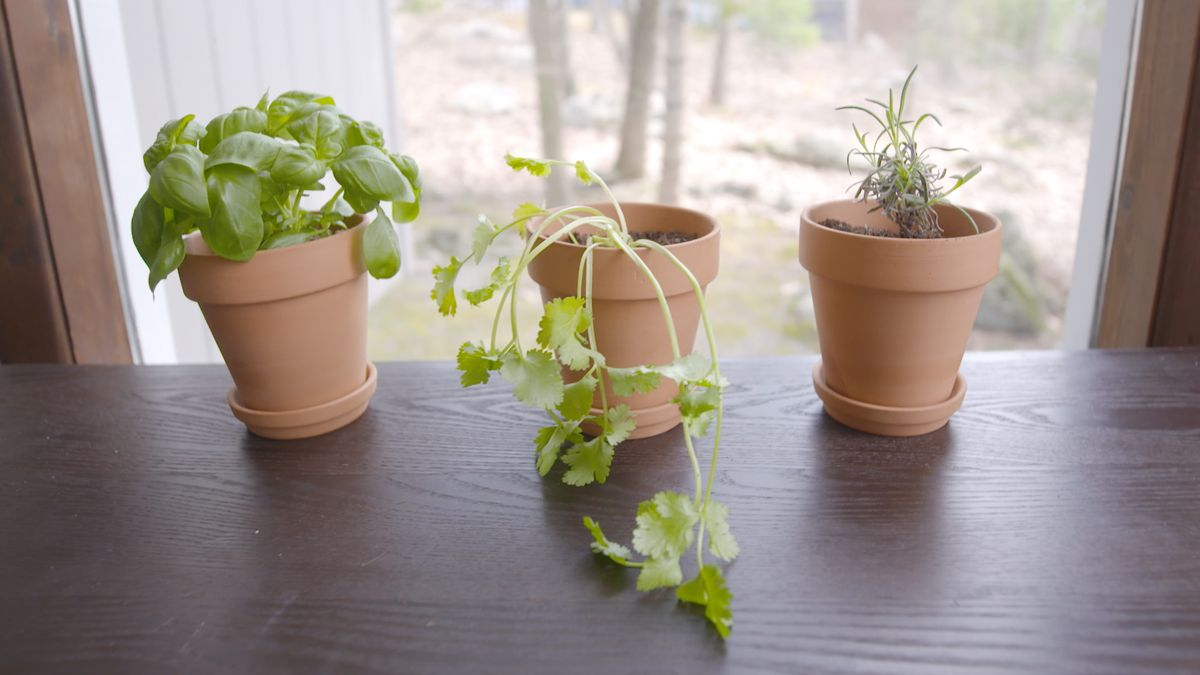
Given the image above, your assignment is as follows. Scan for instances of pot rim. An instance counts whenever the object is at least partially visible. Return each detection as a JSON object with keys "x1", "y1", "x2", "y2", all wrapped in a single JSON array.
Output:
[
  {"x1": 183, "y1": 213, "x2": 367, "y2": 259},
  {"x1": 527, "y1": 201, "x2": 721, "y2": 250},
  {"x1": 179, "y1": 215, "x2": 369, "y2": 306},
  {"x1": 798, "y1": 198, "x2": 1002, "y2": 292},
  {"x1": 800, "y1": 198, "x2": 1001, "y2": 244}
]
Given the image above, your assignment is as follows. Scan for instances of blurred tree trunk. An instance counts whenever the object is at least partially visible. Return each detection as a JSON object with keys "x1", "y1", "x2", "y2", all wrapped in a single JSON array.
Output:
[
  {"x1": 659, "y1": 0, "x2": 685, "y2": 203},
  {"x1": 529, "y1": 0, "x2": 570, "y2": 204},
  {"x1": 591, "y1": 0, "x2": 627, "y2": 68},
  {"x1": 1025, "y1": 0, "x2": 1051, "y2": 67},
  {"x1": 708, "y1": 0, "x2": 732, "y2": 107},
  {"x1": 613, "y1": 0, "x2": 660, "y2": 179},
  {"x1": 553, "y1": 0, "x2": 577, "y2": 97}
]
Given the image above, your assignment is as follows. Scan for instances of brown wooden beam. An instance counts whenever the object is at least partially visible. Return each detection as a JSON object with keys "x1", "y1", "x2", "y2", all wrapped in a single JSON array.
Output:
[
  {"x1": 1096, "y1": 0, "x2": 1200, "y2": 348},
  {"x1": 0, "y1": 1, "x2": 71, "y2": 363},
  {"x1": 1152, "y1": 26, "x2": 1200, "y2": 346},
  {"x1": 2, "y1": 0, "x2": 131, "y2": 363}
]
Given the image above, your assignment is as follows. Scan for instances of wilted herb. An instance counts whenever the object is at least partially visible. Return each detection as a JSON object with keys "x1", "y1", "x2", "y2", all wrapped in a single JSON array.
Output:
[{"x1": 433, "y1": 155, "x2": 737, "y2": 638}]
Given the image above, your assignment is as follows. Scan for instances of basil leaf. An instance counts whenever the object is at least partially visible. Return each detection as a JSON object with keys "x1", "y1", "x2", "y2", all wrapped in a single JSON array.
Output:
[
  {"x1": 364, "y1": 207, "x2": 401, "y2": 279},
  {"x1": 390, "y1": 152, "x2": 422, "y2": 190},
  {"x1": 332, "y1": 145, "x2": 414, "y2": 202},
  {"x1": 392, "y1": 196, "x2": 420, "y2": 224},
  {"x1": 199, "y1": 165, "x2": 263, "y2": 261},
  {"x1": 286, "y1": 108, "x2": 346, "y2": 160},
  {"x1": 148, "y1": 234, "x2": 184, "y2": 292},
  {"x1": 343, "y1": 189, "x2": 378, "y2": 215},
  {"x1": 131, "y1": 191, "x2": 165, "y2": 267},
  {"x1": 347, "y1": 120, "x2": 384, "y2": 148},
  {"x1": 262, "y1": 230, "x2": 320, "y2": 250},
  {"x1": 200, "y1": 107, "x2": 267, "y2": 153},
  {"x1": 149, "y1": 145, "x2": 210, "y2": 218},
  {"x1": 143, "y1": 115, "x2": 205, "y2": 172},
  {"x1": 388, "y1": 152, "x2": 421, "y2": 223},
  {"x1": 267, "y1": 90, "x2": 335, "y2": 132},
  {"x1": 270, "y1": 144, "x2": 325, "y2": 186},
  {"x1": 205, "y1": 132, "x2": 281, "y2": 172}
]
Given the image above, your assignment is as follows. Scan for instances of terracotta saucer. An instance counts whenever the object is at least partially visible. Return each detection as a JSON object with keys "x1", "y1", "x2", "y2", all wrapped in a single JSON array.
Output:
[
  {"x1": 228, "y1": 362, "x2": 378, "y2": 440},
  {"x1": 812, "y1": 361, "x2": 966, "y2": 437}
]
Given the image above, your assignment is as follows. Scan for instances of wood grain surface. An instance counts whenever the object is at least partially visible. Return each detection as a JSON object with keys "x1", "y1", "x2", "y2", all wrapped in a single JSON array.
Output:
[{"x1": 2, "y1": 350, "x2": 1199, "y2": 674}]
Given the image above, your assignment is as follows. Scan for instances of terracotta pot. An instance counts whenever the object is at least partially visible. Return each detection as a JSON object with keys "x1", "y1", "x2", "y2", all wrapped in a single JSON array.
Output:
[
  {"x1": 526, "y1": 202, "x2": 720, "y2": 438},
  {"x1": 178, "y1": 222, "x2": 377, "y2": 440},
  {"x1": 798, "y1": 199, "x2": 1002, "y2": 436}
]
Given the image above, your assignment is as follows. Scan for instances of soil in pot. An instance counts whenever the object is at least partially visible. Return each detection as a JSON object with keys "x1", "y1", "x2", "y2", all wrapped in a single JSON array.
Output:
[
  {"x1": 576, "y1": 230, "x2": 699, "y2": 246},
  {"x1": 819, "y1": 218, "x2": 903, "y2": 238}
]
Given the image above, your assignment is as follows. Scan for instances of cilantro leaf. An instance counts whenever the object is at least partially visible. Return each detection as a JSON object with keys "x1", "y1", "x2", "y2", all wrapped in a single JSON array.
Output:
[
  {"x1": 470, "y1": 215, "x2": 499, "y2": 264},
  {"x1": 632, "y1": 491, "x2": 699, "y2": 559},
  {"x1": 505, "y1": 153, "x2": 552, "y2": 177},
  {"x1": 675, "y1": 383, "x2": 720, "y2": 437},
  {"x1": 500, "y1": 350, "x2": 564, "y2": 410},
  {"x1": 559, "y1": 375, "x2": 597, "y2": 420},
  {"x1": 608, "y1": 367, "x2": 662, "y2": 396},
  {"x1": 575, "y1": 160, "x2": 596, "y2": 185},
  {"x1": 537, "y1": 297, "x2": 594, "y2": 370},
  {"x1": 534, "y1": 420, "x2": 582, "y2": 476},
  {"x1": 537, "y1": 297, "x2": 590, "y2": 348},
  {"x1": 431, "y1": 256, "x2": 464, "y2": 316},
  {"x1": 583, "y1": 516, "x2": 633, "y2": 565},
  {"x1": 657, "y1": 353, "x2": 713, "y2": 384},
  {"x1": 603, "y1": 404, "x2": 636, "y2": 446},
  {"x1": 464, "y1": 257, "x2": 511, "y2": 306},
  {"x1": 456, "y1": 342, "x2": 501, "y2": 387},
  {"x1": 676, "y1": 565, "x2": 733, "y2": 638},
  {"x1": 705, "y1": 499, "x2": 739, "y2": 561},
  {"x1": 637, "y1": 555, "x2": 683, "y2": 591},
  {"x1": 513, "y1": 202, "x2": 546, "y2": 221},
  {"x1": 561, "y1": 437, "x2": 614, "y2": 486},
  {"x1": 557, "y1": 340, "x2": 594, "y2": 372}
]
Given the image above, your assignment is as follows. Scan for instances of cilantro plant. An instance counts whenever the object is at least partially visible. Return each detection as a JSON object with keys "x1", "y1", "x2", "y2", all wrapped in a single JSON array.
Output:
[
  {"x1": 132, "y1": 90, "x2": 421, "y2": 291},
  {"x1": 433, "y1": 155, "x2": 737, "y2": 638},
  {"x1": 839, "y1": 66, "x2": 981, "y2": 238}
]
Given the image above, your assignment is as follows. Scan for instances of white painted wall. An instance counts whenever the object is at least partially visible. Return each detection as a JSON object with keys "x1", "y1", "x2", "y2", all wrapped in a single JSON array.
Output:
[{"x1": 78, "y1": 0, "x2": 401, "y2": 364}]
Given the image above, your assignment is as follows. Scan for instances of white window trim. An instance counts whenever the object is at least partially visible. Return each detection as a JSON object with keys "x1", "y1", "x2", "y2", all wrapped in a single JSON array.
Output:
[{"x1": 1062, "y1": 0, "x2": 1141, "y2": 349}]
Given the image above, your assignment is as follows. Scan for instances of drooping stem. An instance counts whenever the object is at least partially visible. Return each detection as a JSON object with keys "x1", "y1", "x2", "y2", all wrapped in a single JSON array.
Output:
[
  {"x1": 503, "y1": 207, "x2": 608, "y2": 353},
  {"x1": 635, "y1": 240, "x2": 723, "y2": 503},
  {"x1": 608, "y1": 236, "x2": 703, "y2": 500},
  {"x1": 634, "y1": 239, "x2": 725, "y2": 567},
  {"x1": 583, "y1": 242, "x2": 609, "y2": 414},
  {"x1": 543, "y1": 159, "x2": 629, "y2": 234}
]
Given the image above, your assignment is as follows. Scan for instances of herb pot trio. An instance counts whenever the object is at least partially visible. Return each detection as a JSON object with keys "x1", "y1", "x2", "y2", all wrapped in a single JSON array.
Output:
[
  {"x1": 171, "y1": 198, "x2": 999, "y2": 440},
  {"x1": 136, "y1": 82, "x2": 1001, "y2": 441}
]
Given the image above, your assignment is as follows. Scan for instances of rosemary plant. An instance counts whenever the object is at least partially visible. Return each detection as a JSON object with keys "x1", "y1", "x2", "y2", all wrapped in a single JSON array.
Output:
[{"x1": 839, "y1": 66, "x2": 981, "y2": 238}]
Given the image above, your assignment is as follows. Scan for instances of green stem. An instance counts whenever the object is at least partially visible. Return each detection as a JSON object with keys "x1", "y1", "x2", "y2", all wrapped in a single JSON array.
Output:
[
  {"x1": 583, "y1": 244, "x2": 609, "y2": 415},
  {"x1": 634, "y1": 239, "x2": 725, "y2": 569},
  {"x1": 608, "y1": 236, "x2": 703, "y2": 503},
  {"x1": 508, "y1": 214, "x2": 617, "y2": 355},
  {"x1": 544, "y1": 159, "x2": 628, "y2": 234},
  {"x1": 319, "y1": 186, "x2": 345, "y2": 215},
  {"x1": 635, "y1": 240, "x2": 724, "y2": 506}
]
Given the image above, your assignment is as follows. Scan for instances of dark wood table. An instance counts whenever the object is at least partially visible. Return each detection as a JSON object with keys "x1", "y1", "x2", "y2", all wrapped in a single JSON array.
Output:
[{"x1": 2, "y1": 350, "x2": 1200, "y2": 673}]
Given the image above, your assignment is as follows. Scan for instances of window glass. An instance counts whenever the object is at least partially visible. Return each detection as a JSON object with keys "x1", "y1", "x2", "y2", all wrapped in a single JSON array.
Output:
[{"x1": 370, "y1": 0, "x2": 1108, "y2": 360}]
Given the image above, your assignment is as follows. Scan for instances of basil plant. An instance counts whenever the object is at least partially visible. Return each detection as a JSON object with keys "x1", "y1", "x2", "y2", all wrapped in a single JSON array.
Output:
[{"x1": 132, "y1": 90, "x2": 420, "y2": 291}]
